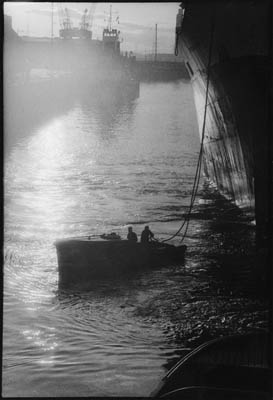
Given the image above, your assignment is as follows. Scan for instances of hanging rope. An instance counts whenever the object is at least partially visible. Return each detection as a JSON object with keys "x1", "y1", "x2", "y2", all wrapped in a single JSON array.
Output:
[
  {"x1": 162, "y1": 19, "x2": 215, "y2": 244},
  {"x1": 174, "y1": 29, "x2": 179, "y2": 56}
]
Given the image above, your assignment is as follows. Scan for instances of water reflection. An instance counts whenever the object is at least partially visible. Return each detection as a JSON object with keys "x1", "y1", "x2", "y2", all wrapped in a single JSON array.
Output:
[
  {"x1": 22, "y1": 327, "x2": 58, "y2": 354},
  {"x1": 4, "y1": 78, "x2": 77, "y2": 152},
  {"x1": 4, "y1": 69, "x2": 140, "y2": 154},
  {"x1": 4, "y1": 80, "x2": 200, "y2": 396},
  {"x1": 4, "y1": 79, "x2": 268, "y2": 397}
]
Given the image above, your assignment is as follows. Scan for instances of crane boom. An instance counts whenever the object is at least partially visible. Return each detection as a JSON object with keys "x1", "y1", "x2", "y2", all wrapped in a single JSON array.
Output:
[
  {"x1": 79, "y1": 3, "x2": 97, "y2": 30},
  {"x1": 89, "y1": 3, "x2": 97, "y2": 30},
  {"x1": 63, "y1": 8, "x2": 72, "y2": 30}
]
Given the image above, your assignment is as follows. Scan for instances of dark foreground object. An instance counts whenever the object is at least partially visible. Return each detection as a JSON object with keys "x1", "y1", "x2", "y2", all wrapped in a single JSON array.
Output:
[
  {"x1": 151, "y1": 331, "x2": 271, "y2": 399},
  {"x1": 55, "y1": 237, "x2": 186, "y2": 288}
]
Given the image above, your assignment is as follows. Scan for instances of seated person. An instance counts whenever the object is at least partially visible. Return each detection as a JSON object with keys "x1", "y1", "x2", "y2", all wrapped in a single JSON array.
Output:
[
  {"x1": 141, "y1": 225, "x2": 154, "y2": 243},
  {"x1": 127, "y1": 226, "x2": 138, "y2": 242}
]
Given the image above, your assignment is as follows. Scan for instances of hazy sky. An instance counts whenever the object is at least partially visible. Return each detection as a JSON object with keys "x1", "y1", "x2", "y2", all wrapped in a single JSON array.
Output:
[{"x1": 4, "y1": 2, "x2": 180, "y2": 53}]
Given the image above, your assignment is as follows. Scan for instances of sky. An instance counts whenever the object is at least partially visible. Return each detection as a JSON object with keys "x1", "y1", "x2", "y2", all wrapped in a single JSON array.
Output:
[{"x1": 4, "y1": 2, "x2": 180, "y2": 54}]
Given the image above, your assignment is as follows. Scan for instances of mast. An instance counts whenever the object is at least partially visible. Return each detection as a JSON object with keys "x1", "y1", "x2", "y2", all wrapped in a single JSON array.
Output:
[
  {"x1": 109, "y1": 4, "x2": 112, "y2": 31},
  {"x1": 50, "y1": 2, "x2": 54, "y2": 76},
  {"x1": 51, "y1": 2, "x2": 54, "y2": 41},
  {"x1": 26, "y1": 11, "x2": 30, "y2": 36},
  {"x1": 154, "y1": 23, "x2": 158, "y2": 62}
]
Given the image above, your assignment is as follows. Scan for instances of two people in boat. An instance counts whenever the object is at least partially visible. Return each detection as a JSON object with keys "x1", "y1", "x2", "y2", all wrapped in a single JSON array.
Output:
[{"x1": 127, "y1": 225, "x2": 154, "y2": 243}]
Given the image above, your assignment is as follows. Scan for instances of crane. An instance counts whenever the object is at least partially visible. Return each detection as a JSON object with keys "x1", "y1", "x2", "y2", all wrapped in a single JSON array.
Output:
[
  {"x1": 58, "y1": 3, "x2": 97, "y2": 39},
  {"x1": 58, "y1": 6, "x2": 75, "y2": 39},
  {"x1": 79, "y1": 3, "x2": 97, "y2": 39},
  {"x1": 63, "y1": 8, "x2": 73, "y2": 31}
]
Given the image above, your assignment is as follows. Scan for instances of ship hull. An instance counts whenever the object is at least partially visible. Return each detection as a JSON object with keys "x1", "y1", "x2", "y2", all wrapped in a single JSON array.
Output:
[{"x1": 176, "y1": 1, "x2": 270, "y2": 244}]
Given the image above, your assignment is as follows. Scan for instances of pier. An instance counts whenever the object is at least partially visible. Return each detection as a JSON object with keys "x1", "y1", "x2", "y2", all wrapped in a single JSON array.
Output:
[{"x1": 135, "y1": 60, "x2": 189, "y2": 81}]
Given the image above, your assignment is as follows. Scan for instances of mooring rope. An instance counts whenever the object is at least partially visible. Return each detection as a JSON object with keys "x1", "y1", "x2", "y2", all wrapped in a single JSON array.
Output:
[
  {"x1": 174, "y1": 29, "x2": 179, "y2": 56},
  {"x1": 162, "y1": 19, "x2": 215, "y2": 244}
]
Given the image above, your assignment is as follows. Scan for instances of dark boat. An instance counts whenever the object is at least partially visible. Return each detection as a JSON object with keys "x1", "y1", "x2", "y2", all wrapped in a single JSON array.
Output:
[
  {"x1": 55, "y1": 236, "x2": 186, "y2": 288},
  {"x1": 175, "y1": 1, "x2": 270, "y2": 246},
  {"x1": 151, "y1": 331, "x2": 271, "y2": 399}
]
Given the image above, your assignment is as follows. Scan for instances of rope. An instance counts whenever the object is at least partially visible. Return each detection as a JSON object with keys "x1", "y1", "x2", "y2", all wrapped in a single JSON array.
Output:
[
  {"x1": 162, "y1": 20, "x2": 215, "y2": 244},
  {"x1": 174, "y1": 29, "x2": 179, "y2": 56}
]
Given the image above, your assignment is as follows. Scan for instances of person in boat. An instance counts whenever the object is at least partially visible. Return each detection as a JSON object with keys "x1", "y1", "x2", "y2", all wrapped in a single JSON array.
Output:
[
  {"x1": 141, "y1": 225, "x2": 154, "y2": 244},
  {"x1": 127, "y1": 226, "x2": 138, "y2": 242}
]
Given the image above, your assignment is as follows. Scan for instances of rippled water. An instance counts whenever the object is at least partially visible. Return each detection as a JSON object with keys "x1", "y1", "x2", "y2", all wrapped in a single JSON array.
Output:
[{"x1": 3, "y1": 80, "x2": 268, "y2": 397}]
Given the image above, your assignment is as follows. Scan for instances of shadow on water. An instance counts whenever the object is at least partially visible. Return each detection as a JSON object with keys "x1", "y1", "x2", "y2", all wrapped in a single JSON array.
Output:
[
  {"x1": 56, "y1": 261, "x2": 185, "y2": 303},
  {"x1": 165, "y1": 195, "x2": 269, "y2": 355},
  {"x1": 55, "y1": 182, "x2": 269, "y2": 360},
  {"x1": 114, "y1": 184, "x2": 269, "y2": 356},
  {"x1": 52, "y1": 176, "x2": 270, "y2": 380},
  {"x1": 191, "y1": 184, "x2": 269, "y2": 297}
]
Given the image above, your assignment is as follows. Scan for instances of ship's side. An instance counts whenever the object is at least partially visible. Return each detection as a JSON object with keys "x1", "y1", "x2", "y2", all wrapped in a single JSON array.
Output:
[{"x1": 176, "y1": 1, "x2": 270, "y2": 244}]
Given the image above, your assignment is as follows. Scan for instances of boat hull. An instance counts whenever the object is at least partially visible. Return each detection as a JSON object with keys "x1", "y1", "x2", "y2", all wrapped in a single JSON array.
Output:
[
  {"x1": 152, "y1": 331, "x2": 271, "y2": 398},
  {"x1": 55, "y1": 238, "x2": 186, "y2": 287}
]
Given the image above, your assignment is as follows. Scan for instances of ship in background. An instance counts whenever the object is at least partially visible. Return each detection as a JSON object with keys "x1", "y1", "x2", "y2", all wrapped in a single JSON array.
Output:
[
  {"x1": 4, "y1": 5, "x2": 138, "y2": 86},
  {"x1": 4, "y1": 7, "x2": 139, "y2": 148},
  {"x1": 56, "y1": 4, "x2": 138, "y2": 88},
  {"x1": 175, "y1": 1, "x2": 270, "y2": 246}
]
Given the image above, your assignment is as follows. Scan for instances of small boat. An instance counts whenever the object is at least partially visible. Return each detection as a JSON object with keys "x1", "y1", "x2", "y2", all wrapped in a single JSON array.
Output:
[
  {"x1": 151, "y1": 330, "x2": 271, "y2": 399},
  {"x1": 55, "y1": 235, "x2": 186, "y2": 287}
]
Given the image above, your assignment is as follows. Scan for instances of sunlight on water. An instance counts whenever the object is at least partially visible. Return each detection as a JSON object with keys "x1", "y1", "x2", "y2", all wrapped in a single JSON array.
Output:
[
  {"x1": 4, "y1": 81, "x2": 201, "y2": 396},
  {"x1": 5, "y1": 80, "x2": 267, "y2": 397}
]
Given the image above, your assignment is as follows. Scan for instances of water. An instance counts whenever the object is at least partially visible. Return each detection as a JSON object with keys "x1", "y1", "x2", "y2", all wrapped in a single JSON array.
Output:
[{"x1": 3, "y1": 80, "x2": 268, "y2": 397}]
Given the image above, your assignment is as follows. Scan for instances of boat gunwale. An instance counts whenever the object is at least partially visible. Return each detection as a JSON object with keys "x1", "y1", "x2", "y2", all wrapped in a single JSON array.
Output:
[{"x1": 164, "y1": 330, "x2": 269, "y2": 380}]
